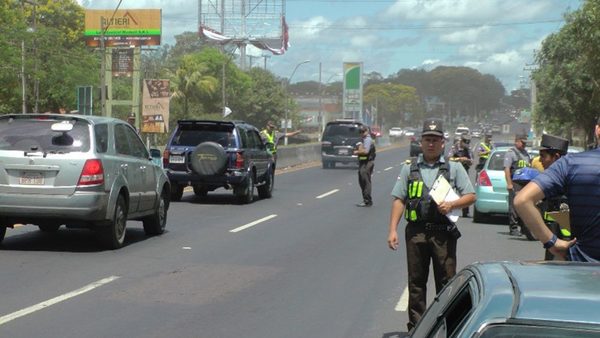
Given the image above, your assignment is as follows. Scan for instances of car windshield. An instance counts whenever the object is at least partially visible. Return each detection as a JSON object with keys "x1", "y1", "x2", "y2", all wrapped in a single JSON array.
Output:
[
  {"x1": 0, "y1": 116, "x2": 90, "y2": 153},
  {"x1": 324, "y1": 124, "x2": 360, "y2": 137},
  {"x1": 172, "y1": 124, "x2": 234, "y2": 148}
]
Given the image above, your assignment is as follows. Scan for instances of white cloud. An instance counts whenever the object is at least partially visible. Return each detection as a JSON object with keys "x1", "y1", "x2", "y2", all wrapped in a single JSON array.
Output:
[
  {"x1": 291, "y1": 16, "x2": 332, "y2": 41},
  {"x1": 422, "y1": 59, "x2": 440, "y2": 66},
  {"x1": 439, "y1": 26, "x2": 490, "y2": 44}
]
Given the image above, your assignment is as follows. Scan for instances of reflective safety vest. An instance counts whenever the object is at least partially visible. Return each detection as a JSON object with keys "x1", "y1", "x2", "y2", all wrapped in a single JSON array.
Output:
[
  {"x1": 541, "y1": 197, "x2": 572, "y2": 238},
  {"x1": 509, "y1": 147, "x2": 530, "y2": 174},
  {"x1": 261, "y1": 129, "x2": 276, "y2": 154},
  {"x1": 358, "y1": 137, "x2": 376, "y2": 162},
  {"x1": 404, "y1": 158, "x2": 452, "y2": 224},
  {"x1": 479, "y1": 142, "x2": 491, "y2": 159}
]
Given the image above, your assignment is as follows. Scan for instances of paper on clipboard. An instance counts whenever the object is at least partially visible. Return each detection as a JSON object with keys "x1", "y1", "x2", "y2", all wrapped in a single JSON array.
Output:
[{"x1": 429, "y1": 175, "x2": 460, "y2": 222}]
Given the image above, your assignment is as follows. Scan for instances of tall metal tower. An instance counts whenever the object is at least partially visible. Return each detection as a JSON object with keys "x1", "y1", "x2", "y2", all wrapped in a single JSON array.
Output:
[{"x1": 198, "y1": 0, "x2": 287, "y2": 69}]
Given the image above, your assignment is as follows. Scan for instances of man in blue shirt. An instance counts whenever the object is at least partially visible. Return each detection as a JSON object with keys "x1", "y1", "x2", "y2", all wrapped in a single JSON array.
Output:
[{"x1": 515, "y1": 125, "x2": 600, "y2": 261}]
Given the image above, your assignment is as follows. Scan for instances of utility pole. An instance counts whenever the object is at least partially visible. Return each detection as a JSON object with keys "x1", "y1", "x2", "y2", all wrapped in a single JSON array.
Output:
[{"x1": 100, "y1": 19, "x2": 107, "y2": 116}]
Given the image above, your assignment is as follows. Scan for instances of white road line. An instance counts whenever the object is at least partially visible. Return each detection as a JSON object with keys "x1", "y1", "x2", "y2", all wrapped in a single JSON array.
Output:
[
  {"x1": 229, "y1": 214, "x2": 278, "y2": 233},
  {"x1": 0, "y1": 275, "x2": 120, "y2": 326},
  {"x1": 316, "y1": 189, "x2": 339, "y2": 199},
  {"x1": 395, "y1": 286, "x2": 410, "y2": 312},
  {"x1": 384, "y1": 166, "x2": 394, "y2": 171}
]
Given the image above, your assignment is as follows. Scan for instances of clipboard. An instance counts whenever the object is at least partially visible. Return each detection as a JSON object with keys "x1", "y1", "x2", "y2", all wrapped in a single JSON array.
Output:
[{"x1": 429, "y1": 175, "x2": 460, "y2": 222}]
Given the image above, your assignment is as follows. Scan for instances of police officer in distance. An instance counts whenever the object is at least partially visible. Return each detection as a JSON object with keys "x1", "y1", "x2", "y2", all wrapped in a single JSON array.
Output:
[
  {"x1": 449, "y1": 134, "x2": 473, "y2": 217},
  {"x1": 260, "y1": 120, "x2": 301, "y2": 163},
  {"x1": 504, "y1": 134, "x2": 531, "y2": 236},
  {"x1": 354, "y1": 125, "x2": 376, "y2": 207},
  {"x1": 387, "y1": 118, "x2": 476, "y2": 331},
  {"x1": 476, "y1": 133, "x2": 493, "y2": 173},
  {"x1": 535, "y1": 134, "x2": 570, "y2": 260}
]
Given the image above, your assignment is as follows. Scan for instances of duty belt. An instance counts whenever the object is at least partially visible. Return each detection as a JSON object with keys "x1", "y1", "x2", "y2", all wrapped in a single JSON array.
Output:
[{"x1": 413, "y1": 222, "x2": 455, "y2": 231}]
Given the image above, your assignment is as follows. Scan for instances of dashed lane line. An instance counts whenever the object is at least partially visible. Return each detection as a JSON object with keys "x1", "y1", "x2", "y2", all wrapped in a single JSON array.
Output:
[
  {"x1": 229, "y1": 214, "x2": 278, "y2": 233},
  {"x1": 384, "y1": 166, "x2": 394, "y2": 171},
  {"x1": 394, "y1": 286, "x2": 409, "y2": 312},
  {"x1": 316, "y1": 189, "x2": 340, "y2": 199},
  {"x1": 0, "y1": 276, "x2": 120, "y2": 326}
]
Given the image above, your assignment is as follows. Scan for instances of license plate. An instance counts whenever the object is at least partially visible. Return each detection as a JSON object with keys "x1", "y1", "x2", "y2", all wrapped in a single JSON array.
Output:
[
  {"x1": 338, "y1": 149, "x2": 349, "y2": 155},
  {"x1": 170, "y1": 155, "x2": 185, "y2": 164},
  {"x1": 20, "y1": 172, "x2": 44, "y2": 185}
]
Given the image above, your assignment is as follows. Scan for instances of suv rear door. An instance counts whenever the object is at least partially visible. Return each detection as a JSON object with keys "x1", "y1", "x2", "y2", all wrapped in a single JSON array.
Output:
[
  {"x1": 0, "y1": 115, "x2": 91, "y2": 196},
  {"x1": 240, "y1": 126, "x2": 269, "y2": 176},
  {"x1": 114, "y1": 124, "x2": 144, "y2": 213}
]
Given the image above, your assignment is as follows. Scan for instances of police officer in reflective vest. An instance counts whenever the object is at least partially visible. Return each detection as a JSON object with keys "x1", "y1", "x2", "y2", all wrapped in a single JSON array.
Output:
[
  {"x1": 260, "y1": 120, "x2": 301, "y2": 163},
  {"x1": 476, "y1": 133, "x2": 493, "y2": 172},
  {"x1": 504, "y1": 134, "x2": 531, "y2": 236},
  {"x1": 387, "y1": 118, "x2": 476, "y2": 331},
  {"x1": 449, "y1": 134, "x2": 473, "y2": 217},
  {"x1": 354, "y1": 125, "x2": 376, "y2": 207},
  {"x1": 535, "y1": 134, "x2": 570, "y2": 260}
]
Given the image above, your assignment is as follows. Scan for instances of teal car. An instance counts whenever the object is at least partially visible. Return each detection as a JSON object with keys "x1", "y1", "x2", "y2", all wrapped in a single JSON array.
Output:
[
  {"x1": 410, "y1": 261, "x2": 600, "y2": 337},
  {"x1": 473, "y1": 147, "x2": 511, "y2": 223}
]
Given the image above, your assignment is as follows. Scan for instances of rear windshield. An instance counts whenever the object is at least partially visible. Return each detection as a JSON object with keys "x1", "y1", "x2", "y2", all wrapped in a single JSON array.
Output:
[
  {"x1": 488, "y1": 151, "x2": 506, "y2": 170},
  {"x1": 0, "y1": 117, "x2": 90, "y2": 153},
  {"x1": 324, "y1": 124, "x2": 360, "y2": 137},
  {"x1": 171, "y1": 124, "x2": 235, "y2": 148}
]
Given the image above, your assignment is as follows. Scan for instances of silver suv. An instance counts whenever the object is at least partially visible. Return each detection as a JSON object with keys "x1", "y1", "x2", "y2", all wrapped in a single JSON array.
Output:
[{"x1": 0, "y1": 114, "x2": 171, "y2": 249}]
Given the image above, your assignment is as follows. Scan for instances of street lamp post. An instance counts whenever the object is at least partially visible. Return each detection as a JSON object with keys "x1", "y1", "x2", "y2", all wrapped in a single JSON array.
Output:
[
  {"x1": 319, "y1": 71, "x2": 341, "y2": 137},
  {"x1": 283, "y1": 59, "x2": 310, "y2": 145}
]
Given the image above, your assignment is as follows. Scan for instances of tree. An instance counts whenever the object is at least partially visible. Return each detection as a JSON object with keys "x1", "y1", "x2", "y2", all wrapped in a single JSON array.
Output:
[{"x1": 363, "y1": 83, "x2": 422, "y2": 127}]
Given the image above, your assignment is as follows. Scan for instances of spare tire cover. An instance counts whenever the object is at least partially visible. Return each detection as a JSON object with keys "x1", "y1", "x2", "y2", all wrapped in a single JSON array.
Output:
[{"x1": 190, "y1": 141, "x2": 228, "y2": 175}]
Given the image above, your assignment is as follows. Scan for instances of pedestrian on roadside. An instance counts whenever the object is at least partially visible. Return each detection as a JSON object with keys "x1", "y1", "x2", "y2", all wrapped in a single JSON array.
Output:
[
  {"x1": 504, "y1": 134, "x2": 531, "y2": 236},
  {"x1": 354, "y1": 125, "x2": 376, "y2": 207},
  {"x1": 515, "y1": 121, "x2": 600, "y2": 262},
  {"x1": 387, "y1": 118, "x2": 476, "y2": 331},
  {"x1": 449, "y1": 134, "x2": 473, "y2": 217},
  {"x1": 260, "y1": 120, "x2": 301, "y2": 163}
]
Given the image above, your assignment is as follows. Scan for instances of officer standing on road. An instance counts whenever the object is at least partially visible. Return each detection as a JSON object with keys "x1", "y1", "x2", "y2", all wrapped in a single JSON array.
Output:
[
  {"x1": 504, "y1": 134, "x2": 531, "y2": 236},
  {"x1": 515, "y1": 119, "x2": 600, "y2": 262},
  {"x1": 387, "y1": 118, "x2": 476, "y2": 331},
  {"x1": 354, "y1": 125, "x2": 376, "y2": 207},
  {"x1": 260, "y1": 120, "x2": 301, "y2": 163},
  {"x1": 476, "y1": 133, "x2": 493, "y2": 172},
  {"x1": 535, "y1": 134, "x2": 570, "y2": 260},
  {"x1": 449, "y1": 134, "x2": 473, "y2": 217}
]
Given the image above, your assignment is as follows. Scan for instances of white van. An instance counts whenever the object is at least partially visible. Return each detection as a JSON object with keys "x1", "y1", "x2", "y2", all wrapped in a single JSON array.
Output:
[{"x1": 454, "y1": 126, "x2": 470, "y2": 137}]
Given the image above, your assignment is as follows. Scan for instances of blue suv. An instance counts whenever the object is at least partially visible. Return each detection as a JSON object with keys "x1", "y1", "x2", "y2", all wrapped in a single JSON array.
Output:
[{"x1": 163, "y1": 120, "x2": 275, "y2": 204}]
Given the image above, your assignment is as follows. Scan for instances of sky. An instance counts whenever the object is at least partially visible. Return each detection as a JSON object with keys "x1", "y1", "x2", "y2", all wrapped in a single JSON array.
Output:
[{"x1": 78, "y1": 0, "x2": 583, "y2": 93}]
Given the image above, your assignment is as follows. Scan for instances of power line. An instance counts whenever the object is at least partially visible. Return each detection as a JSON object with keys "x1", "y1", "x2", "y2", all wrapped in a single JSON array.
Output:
[{"x1": 289, "y1": 19, "x2": 565, "y2": 31}]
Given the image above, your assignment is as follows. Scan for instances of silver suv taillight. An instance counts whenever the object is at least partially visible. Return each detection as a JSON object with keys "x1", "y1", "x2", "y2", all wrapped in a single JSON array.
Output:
[{"x1": 78, "y1": 159, "x2": 104, "y2": 186}]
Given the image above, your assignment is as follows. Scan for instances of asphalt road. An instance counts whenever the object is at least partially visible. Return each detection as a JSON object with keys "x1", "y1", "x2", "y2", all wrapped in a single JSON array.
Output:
[{"x1": 0, "y1": 139, "x2": 542, "y2": 338}]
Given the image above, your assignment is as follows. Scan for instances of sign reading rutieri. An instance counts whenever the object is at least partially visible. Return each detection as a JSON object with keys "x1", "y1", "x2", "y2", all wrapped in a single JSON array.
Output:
[{"x1": 84, "y1": 9, "x2": 161, "y2": 47}]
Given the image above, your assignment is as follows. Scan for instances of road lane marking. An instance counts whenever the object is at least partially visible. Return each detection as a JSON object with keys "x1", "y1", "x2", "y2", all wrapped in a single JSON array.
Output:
[
  {"x1": 229, "y1": 214, "x2": 278, "y2": 233},
  {"x1": 0, "y1": 275, "x2": 120, "y2": 326},
  {"x1": 384, "y1": 166, "x2": 394, "y2": 171},
  {"x1": 316, "y1": 189, "x2": 339, "y2": 199},
  {"x1": 395, "y1": 286, "x2": 409, "y2": 312}
]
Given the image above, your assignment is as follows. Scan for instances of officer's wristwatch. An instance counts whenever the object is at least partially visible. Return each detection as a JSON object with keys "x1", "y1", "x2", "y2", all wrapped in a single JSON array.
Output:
[{"x1": 543, "y1": 234, "x2": 558, "y2": 249}]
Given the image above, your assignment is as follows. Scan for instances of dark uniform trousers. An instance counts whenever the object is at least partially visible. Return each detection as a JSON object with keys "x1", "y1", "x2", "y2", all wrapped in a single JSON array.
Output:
[
  {"x1": 508, "y1": 182, "x2": 524, "y2": 232},
  {"x1": 405, "y1": 222, "x2": 457, "y2": 330},
  {"x1": 358, "y1": 160, "x2": 374, "y2": 204}
]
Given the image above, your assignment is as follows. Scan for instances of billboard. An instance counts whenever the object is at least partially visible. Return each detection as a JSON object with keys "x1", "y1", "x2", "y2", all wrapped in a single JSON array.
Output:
[
  {"x1": 343, "y1": 62, "x2": 363, "y2": 120},
  {"x1": 141, "y1": 79, "x2": 170, "y2": 133},
  {"x1": 85, "y1": 9, "x2": 161, "y2": 47}
]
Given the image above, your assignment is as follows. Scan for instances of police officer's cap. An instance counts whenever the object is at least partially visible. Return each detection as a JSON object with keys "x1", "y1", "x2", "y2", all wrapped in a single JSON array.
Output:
[
  {"x1": 539, "y1": 134, "x2": 569, "y2": 154},
  {"x1": 421, "y1": 118, "x2": 444, "y2": 137}
]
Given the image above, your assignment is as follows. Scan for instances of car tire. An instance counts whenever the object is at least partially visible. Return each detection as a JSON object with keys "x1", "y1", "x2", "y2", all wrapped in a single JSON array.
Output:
[
  {"x1": 473, "y1": 207, "x2": 486, "y2": 223},
  {"x1": 0, "y1": 225, "x2": 6, "y2": 244},
  {"x1": 38, "y1": 224, "x2": 61, "y2": 232},
  {"x1": 143, "y1": 189, "x2": 168, "y2": 236},
  {"x1": 101, "y1": 194, "x2": 127, "y2": 249},
  {"x1": 193, "y1": 185, "x2": 208, "y2": 198},
  {"x1": 257, "y1": 168, "x2": 274, "y2": 199},
  {"x1": 190, "y1": 142, "x2": 228, "y2": 176},
  {"x1": 170, "y1": 184, "x2": 184, "y2": 202},
  {"x1": 235, "y1": 175, "x2": 254, "y2": 204}
]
